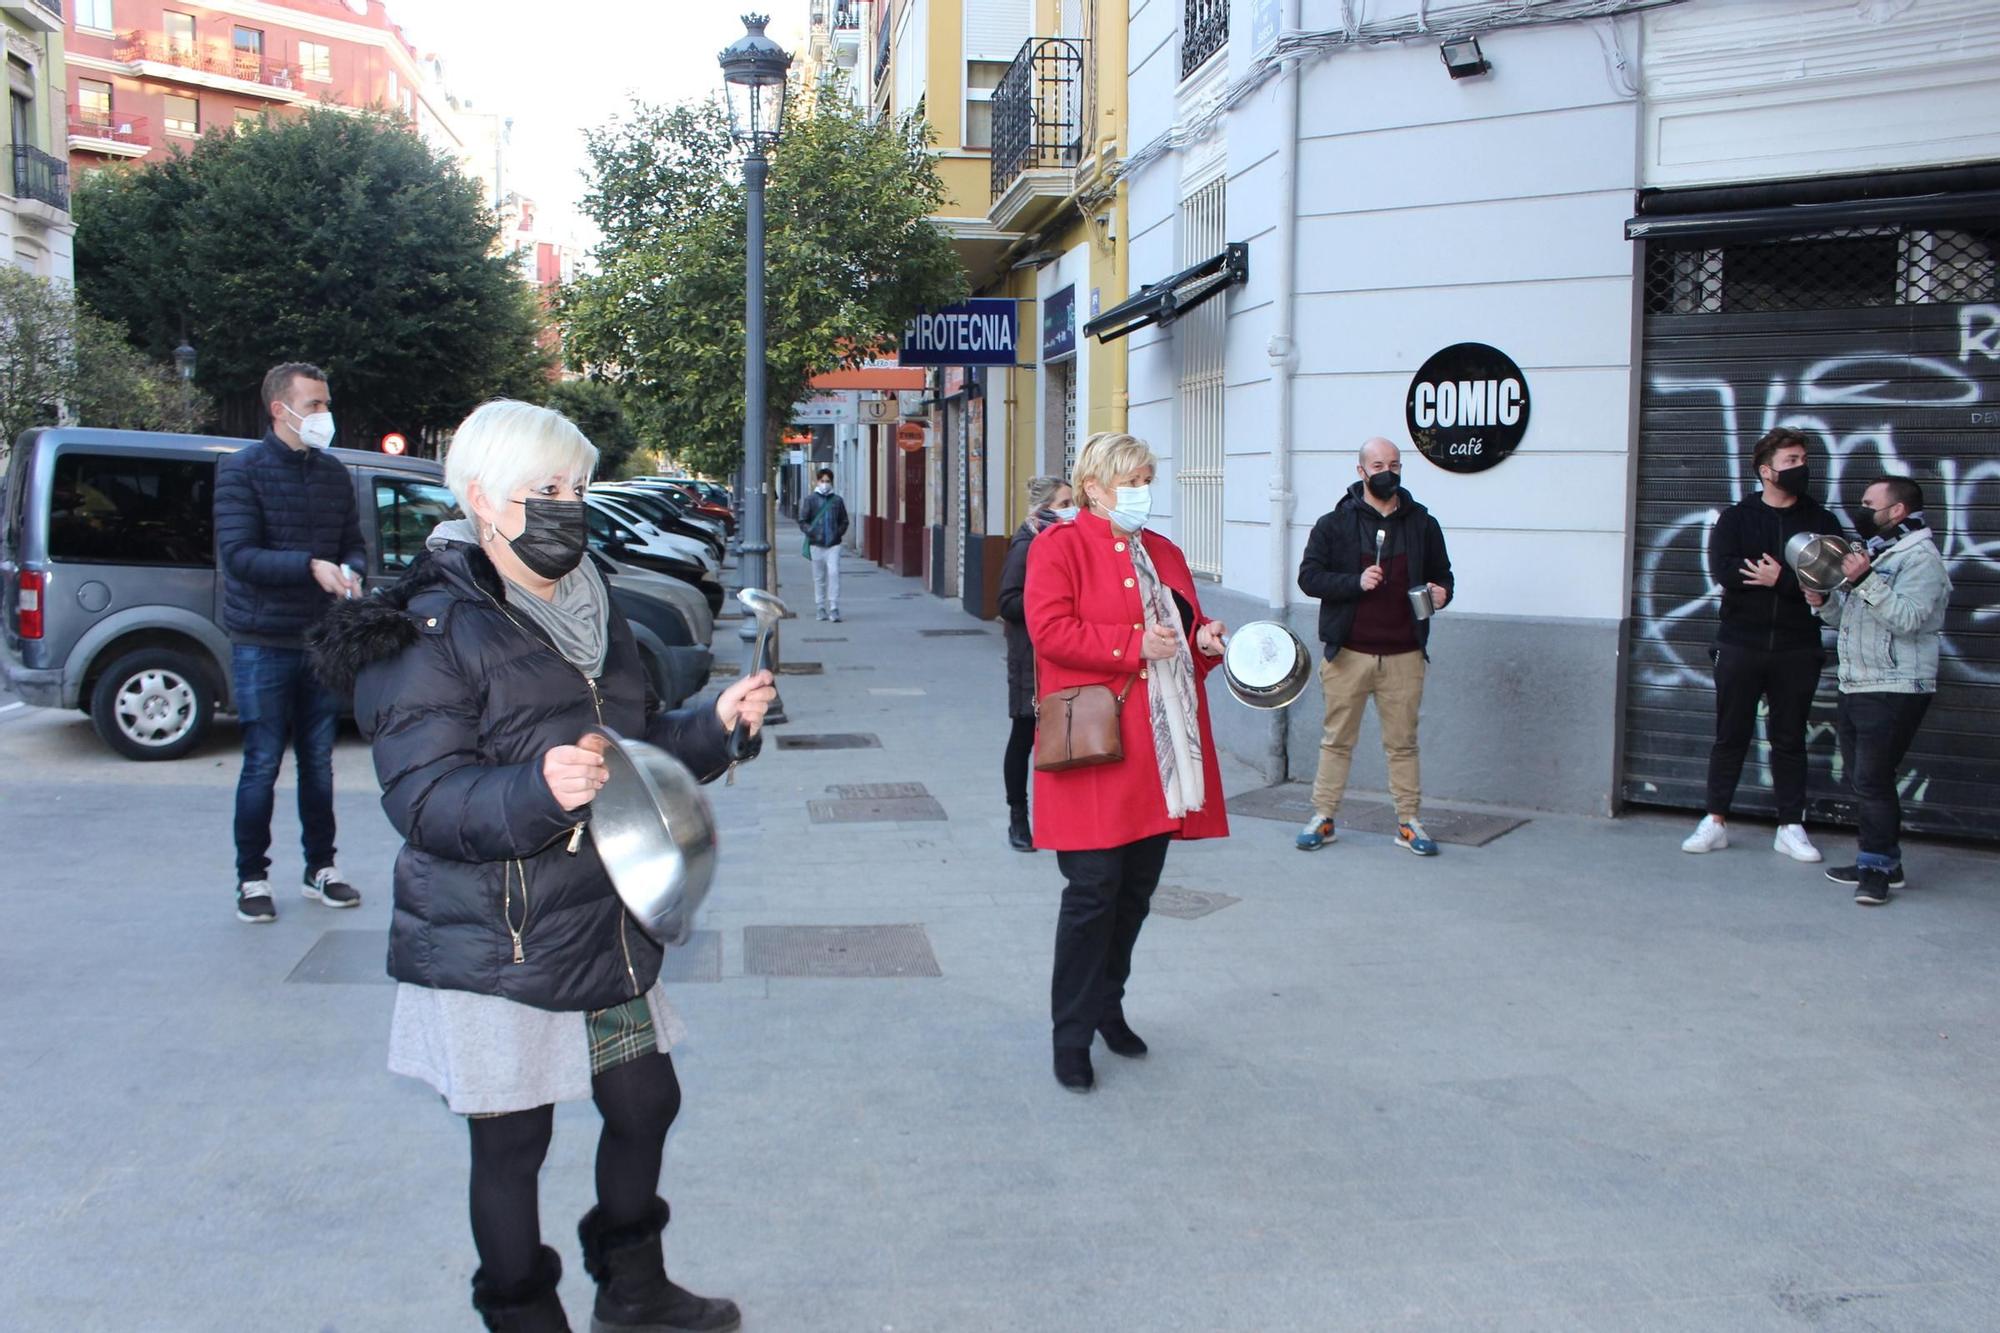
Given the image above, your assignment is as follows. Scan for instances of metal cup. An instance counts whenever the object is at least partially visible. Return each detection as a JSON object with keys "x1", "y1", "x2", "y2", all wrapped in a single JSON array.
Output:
[{"x1": 1408, "y1": 585, "x2": 1435, "y2": 621}]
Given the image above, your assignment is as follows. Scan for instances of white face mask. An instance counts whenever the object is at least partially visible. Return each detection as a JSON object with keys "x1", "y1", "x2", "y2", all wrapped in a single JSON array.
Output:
[
  {"x1": 1106, "y1": 484, "x2": 1152, "y2": 533},
  {"x1": 815, "y1": 482, "x2": 832, "y2": 495},
  {"x1": 285, "y1": 403, "x2": 336, "y2": 449},
  {"x1": 1050, "y1": 505, "x2": 1079, "y2": 522}
]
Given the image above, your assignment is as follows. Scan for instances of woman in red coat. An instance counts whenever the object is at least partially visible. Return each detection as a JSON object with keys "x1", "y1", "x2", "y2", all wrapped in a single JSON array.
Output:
[{"x1": 1024, "y1": 432, "x2": 1230, "y2": 1092}]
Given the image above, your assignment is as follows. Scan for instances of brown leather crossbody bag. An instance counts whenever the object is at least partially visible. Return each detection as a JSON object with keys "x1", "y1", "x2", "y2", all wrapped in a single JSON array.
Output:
[{"x1": 1034, "y1": 675, "x2": 1138, "y2": 772}]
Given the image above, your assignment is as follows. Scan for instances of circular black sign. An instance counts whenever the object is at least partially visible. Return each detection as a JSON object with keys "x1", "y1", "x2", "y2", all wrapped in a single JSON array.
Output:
[{"x1": 1405, "y1": 342, "x2": 1530, "y2": 473}]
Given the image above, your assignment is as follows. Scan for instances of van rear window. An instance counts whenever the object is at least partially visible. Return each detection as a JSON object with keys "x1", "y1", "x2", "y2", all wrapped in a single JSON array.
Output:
[{"x1": 49, "y1": 452, "x2": 215, "y2": 567}]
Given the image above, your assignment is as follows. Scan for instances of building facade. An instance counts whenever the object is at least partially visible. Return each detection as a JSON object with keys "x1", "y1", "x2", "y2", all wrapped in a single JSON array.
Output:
[
  {"x1": 1110, "y1": 0, "x2": 1999, "y2": 836},
  {"x1": 3, "y1": 0, "x2": 74, "y2": 280}
]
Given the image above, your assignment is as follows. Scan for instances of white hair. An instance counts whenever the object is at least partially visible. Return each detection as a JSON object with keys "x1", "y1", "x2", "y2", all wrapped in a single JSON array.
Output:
[{"x1": 443, "y1": 399, "x2": 599, "y2": 514}]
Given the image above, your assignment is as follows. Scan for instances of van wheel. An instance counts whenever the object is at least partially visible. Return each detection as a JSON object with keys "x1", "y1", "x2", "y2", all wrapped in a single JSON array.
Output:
[{"x1": 90, "y1": 649, "x2": 215, "y2": 761}]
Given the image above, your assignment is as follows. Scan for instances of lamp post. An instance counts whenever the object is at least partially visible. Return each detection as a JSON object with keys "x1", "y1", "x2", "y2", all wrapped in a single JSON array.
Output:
[
  {"x1": 173, "y1": 339, "x2": 197, "y2": 383},
  {"x1": 721, "y1": 13, "x2": 792, "y2": 705}
]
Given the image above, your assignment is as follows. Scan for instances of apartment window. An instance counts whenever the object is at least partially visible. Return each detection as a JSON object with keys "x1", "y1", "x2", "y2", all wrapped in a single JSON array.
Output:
[
  {"x1": 233, "y1": 27, "x2": 264, "y2": 57},
  {"x1": 77, "y1": 0, "x2": 115, "y2": 32},
  {"x1": 234, "y1": 108, "x2": 265, "y2": 134},
  {"x1": 299, "y1": 41, "x2": 332, "y2": 83},
  {"x1": 164, "y1": 12, "x2": 196, "y2": 56},
  {"x1": 11, "y1": 90, "x2": 32, "y2": 152},
  {"x1": 963, "y1": 59, "x2": 1008, "y2": 150},
  {"x1": 77, "y1": 80, "x2": 113, "y2": 127},
  {"x1": 1183, "y1": 0, "x2": 1229, "y2": 80},
  {"x1": 163, "y1": 95, "x2": 199, "y2": 137},
  {"x1": 1176, "y1": 176, "x2": 1227, "y2": 578}
]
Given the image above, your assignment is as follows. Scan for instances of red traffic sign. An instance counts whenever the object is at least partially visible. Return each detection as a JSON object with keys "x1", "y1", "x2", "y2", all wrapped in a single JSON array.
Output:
[
  {"x1": 381, "y1": 433, "x2": 408, "y2": 455},
  {"x1": 896, "y1": 422, "x2": 925, "y2": 453}
]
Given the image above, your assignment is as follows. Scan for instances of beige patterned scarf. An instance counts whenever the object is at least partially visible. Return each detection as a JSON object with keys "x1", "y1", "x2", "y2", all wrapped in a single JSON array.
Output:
[{"x1": 1128, "y1": 537, "x2": 1205, "y2": 817}]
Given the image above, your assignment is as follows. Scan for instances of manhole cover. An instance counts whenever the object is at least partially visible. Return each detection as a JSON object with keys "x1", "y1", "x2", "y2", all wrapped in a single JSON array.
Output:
[
  {"x1": 660, "y1": 930, "x2": 722, "y2": 983},
  {"x1": 1150, "y1": 886, "x2": 1240, "y2": 920},
  {"x1": 827, "y1": 782, "x2": 928, "y2": 798},
  {"x1": 836, "y1": 666, "x2": 877, "y2": 672},
  {"x1": 918, "y1": 628, "x2": 991, "y2": 637},
  {"x1": 894, "y1": 593, "x2": 923, "y2": 599},
  {"x1": 777, "y1": 661, "x2": 823, "y2": 676},
  {"x1": 807, "y1": 795, "x2": 948, "y2": 823},
  {"x1": 775, "y1": 733, "x2": 882, "y2": 751},
  {"x1": 743, "y1": 924, "x2": 941, "y2": 978},
  {"x1": 802, "y1": 636, "x2": 848, "y2": 643},
  {"x1": 286, "y1": 929, "x2": 389, "y2": 984}
]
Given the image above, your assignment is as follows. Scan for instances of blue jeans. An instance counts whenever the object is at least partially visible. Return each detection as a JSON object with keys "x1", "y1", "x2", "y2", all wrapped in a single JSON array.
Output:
[{"x1": 232, "y1": 644, "x2": 340, "y2": 883}]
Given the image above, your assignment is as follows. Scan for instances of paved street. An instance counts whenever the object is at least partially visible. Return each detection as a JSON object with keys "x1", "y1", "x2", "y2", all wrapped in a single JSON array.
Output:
[{"x1": 5, "y1": 549, "x2": 2000, "y2": 1332}]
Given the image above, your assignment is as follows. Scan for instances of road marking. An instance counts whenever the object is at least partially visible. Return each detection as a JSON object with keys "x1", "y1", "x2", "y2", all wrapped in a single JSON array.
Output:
[
  {"x1": 868, "y1": 687, "x2": 927, "y2": 696},
  {"x1": 0, "y1": 702, "x2": 26, "y2": 716}
]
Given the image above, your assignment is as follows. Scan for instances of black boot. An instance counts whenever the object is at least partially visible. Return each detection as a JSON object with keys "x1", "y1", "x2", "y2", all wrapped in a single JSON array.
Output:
[
  {"x1": 1053, "y1": 1045, "x2": 1094, "y2": 1092},
  {"x1": 472, "y1": 1245, "x2": 570, "y2": 1333},
  {"x1": 1008, "y1": 804, "x2": 1035, "y2": 853},
  {"x1": 578, "y1": 1198, "x2": 741, "y2": 1333},
  {"x1": 1098, "y1": 1011, "x2": 1148, "y2": 1058}
]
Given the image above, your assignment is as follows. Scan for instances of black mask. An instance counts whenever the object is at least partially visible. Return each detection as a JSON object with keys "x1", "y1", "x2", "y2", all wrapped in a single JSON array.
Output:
[
  {"x1": 1365, "y1": 470, "x2": 1401, "y2": 501},
  {"x1": 1771, "y1": 463, "x2": 1810, "y2": 498},
  {"x1": 1858, "y1": 505, "x2": 1898, "y2": 539},
  {"x1": 507, "y1": 498, "x2": 589, "y2": 579}
]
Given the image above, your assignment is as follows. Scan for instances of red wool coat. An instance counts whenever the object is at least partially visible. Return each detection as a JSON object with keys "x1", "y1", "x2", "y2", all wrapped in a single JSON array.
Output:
[{"x1": 1023, "y1": 510, "x2": 1231, "y2": 852}]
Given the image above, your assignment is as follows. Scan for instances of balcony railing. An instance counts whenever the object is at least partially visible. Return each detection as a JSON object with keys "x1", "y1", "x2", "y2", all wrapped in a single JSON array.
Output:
[
  {"x1": 13, "y1": 145, "x2": 70, "y2": 212},
  {"x1": 873, "y1": 9, "x2": 891, "y2": 87},
  {"x1": 991, "y1": 38, "x2": 1085, "y2": 203},
  {"x1": 1183, "y1": 0, "x2": 1229, "y2": 79},
  {"x1": 31, "y1": 0, "x2": 61, "y2": 19},
  {"x1": 69, "y1": 108, "x2": 151, "y2": 147},
  {"x1": 811, "y1": 0, "x2": 860, "y2": 28},
  {"x1": 114, "y1": 33, "x2": 300, "y2": 91}
]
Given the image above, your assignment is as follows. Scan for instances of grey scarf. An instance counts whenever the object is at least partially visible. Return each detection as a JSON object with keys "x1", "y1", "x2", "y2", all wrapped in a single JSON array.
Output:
[{"x1": 428, "y1": 519, "x2": 609, "y2": 677}]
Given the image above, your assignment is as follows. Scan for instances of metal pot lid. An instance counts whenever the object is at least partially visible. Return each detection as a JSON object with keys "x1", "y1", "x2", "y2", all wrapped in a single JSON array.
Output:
[{"x1": 1225, "y1": 621, "x2": 1304, "y2": 690}]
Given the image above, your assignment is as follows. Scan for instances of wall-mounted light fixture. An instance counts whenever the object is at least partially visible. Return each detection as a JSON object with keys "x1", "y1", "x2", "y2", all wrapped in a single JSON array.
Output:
[{"x1": 1440, "y1": 37, "x2": 1491, "y2": 80}]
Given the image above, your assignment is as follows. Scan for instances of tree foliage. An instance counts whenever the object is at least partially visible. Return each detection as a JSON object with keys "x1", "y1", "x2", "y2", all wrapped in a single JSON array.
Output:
[
  {"x1": 0, "y1": 268, "x2": 210, "y2": 459},
  {"x1": 73, "y1": 109, "x2": 550, "y2": 450},
  {"x1": 561, "y1": 82, "x2": 966, "y2": 478},
  {"x1": 540, "y1": 377, "x2": 641, "y2": 478}
]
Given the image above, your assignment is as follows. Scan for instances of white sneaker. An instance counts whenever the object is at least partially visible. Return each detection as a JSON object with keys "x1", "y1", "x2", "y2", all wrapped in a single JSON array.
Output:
[
  {"x1": 1680, "y1": 815, "x2": 1728, "y2": 854},
  {"x1": 1773, "y1": 824, "x2": 1823, "y2": 863}
]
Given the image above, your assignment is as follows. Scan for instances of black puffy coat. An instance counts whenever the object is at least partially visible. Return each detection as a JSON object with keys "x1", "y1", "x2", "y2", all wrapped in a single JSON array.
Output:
[
  {"x1": 1297, "y1": 481, "x2": 1455, "y2": 661},
  {"x1": 309, "y1": 543, "x2": 750, "y2": 1012},
  {"x1": 214, "y1": 434, "x2": 366, "y2": 645},
  {"x1": 1707, "y1": 491, "x2": 1847, "y2": 651},
  {"x1": 997, "y1": 518, "x2": 1041, "y2": 719}
]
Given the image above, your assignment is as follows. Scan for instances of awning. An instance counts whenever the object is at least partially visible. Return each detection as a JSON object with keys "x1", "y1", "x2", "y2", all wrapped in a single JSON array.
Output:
[
  {"x1": 1084, "y1": 243, "x2": 1250, "y2": 344},
  {"x1": 810, "y1": 363, "x2": 928, "y2": 390},
  {"x1": 1625, "y1": 189, "x2": 2000, "y2": 243}
]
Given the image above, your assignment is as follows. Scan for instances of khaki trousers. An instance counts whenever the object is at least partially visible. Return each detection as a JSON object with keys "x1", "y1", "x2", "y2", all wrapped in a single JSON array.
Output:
[{"x1": 1309, "y1": 649, "x2": 1426, "y2": 822}]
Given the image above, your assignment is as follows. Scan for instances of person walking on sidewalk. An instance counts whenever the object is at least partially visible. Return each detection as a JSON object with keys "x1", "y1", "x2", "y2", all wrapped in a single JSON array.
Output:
[
  {"x1": 1293, "y1": 437, "x2": 1455, "y2": 856},
  {"x1": 312, "y1": 401, "x2": 773, "y2": 1332},
  {"x1": 997, "y1": 475, "x2": 1075, "y2": 853},
  {"x1": 1682, "y1": 428, "x2": 1848, "y2": 862},
  {"x1": 214, "y1": 361, "x2": 364, "y2": 923},
  {"x1": 1025, "y1": 432, "x2": 1229, "y2": 1093},
  {"x1": 1805, "y1": 476, "x2": 1952, "y2": 907},
  {"x1": 799, "y1": 467, "x2": 849, "y2": 621}
]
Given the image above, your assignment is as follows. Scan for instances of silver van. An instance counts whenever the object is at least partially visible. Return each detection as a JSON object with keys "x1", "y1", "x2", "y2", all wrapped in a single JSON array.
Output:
[{"x1": 2, "y1": 427, "x2": 712, "y2": 760}]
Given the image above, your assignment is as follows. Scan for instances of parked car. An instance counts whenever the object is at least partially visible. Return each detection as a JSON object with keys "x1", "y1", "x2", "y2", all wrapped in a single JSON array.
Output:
[
  {"x1": 584, "y1": 503, "x2": 725, "y2": 616},
  {"x1": 593, "y1": 483, "x2": 726, "y2": 557},
  {"x1": 631, "y1": 477, "x2": 737, "y2": 535},
  {"x1": 585, "y1": 493, "x2": 719, "y2": 575},
  {"x1": 1, "y1": 427, "x2": 712, "y2": 761}
]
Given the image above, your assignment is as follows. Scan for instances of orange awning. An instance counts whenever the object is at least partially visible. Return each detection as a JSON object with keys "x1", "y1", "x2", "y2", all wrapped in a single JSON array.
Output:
[{"x1": 810, "y1": 365, "x2": 926, "y2": 390}]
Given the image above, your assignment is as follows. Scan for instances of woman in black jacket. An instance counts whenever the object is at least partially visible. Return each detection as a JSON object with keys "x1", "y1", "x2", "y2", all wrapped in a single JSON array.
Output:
[
  {"x1": 996, "y1": 476, "x2": 1073, "y2": 851},
  {"x1": 312, "y1": 401, "x2": 773, "y2": 1333}
]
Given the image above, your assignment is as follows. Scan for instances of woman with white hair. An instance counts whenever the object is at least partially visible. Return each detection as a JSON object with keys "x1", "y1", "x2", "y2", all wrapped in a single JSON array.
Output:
[
  {"x1": 313, "y1": 400, "x2": 771, "y2": 1333},
  {"x1": 1023, "y1": 432, "x2": 1230, "y2": 1093}
]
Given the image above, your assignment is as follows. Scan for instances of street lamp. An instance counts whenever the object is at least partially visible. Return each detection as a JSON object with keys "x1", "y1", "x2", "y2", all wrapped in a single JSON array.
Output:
[
  {"x1": 173, "y1": 339, "x2": 197, "y2": 383},
  {"x1": 721, "y1": 13, "x2": 792, "y2": 708}
]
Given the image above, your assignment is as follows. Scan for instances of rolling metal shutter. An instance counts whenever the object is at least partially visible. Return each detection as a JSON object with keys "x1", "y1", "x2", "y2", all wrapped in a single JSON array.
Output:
[{"x1": 1624, "y1": 217, "x2": 2000, "y2": 839}]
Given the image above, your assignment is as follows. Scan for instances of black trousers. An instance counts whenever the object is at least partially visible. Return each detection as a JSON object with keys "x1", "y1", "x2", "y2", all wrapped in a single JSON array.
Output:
[
  {"x1": 1004, "y1": 715, "x2": 1037, "y2": 809},
  {"x1": 1704, "y1": 642, "x2": 1824, "y2": 822},
  {"x1": 1835, "y1": 691, "x2": 1933, "y2": 866},
  {"x1": 1051, "y1": 833, "x2": 1172, "y2": 1048}
]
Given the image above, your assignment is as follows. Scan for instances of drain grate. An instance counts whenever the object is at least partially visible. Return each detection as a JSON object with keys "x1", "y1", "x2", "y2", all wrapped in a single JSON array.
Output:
[
  {"x1": 777, "y1": 661, "x2": 823, "y2": 676},
  {"x1": 660, "y1": 930, "x2": 723, "y2": 983},
  {"x1": 807, "y1": 795, "x2": 947, "y2": 823},
  {"x1": 775, "y1": 733, "x2": 881, "y2": 751},
  {"x1": 918, "y1": 628, "x2": 992, "y2": 637},
  {"x1": 1150, "y1": 886, "x2": 1241, "y2": 920},
  {"x1": 868, "y1": 686, "x2": 926, "y2": 696},
  {"x1": 743, "y1": 924, "x2": 941, "y2": 978},
  {"x1": 801, "y1": 636, "x2": 848, "y2": 643},
  {"x1": 286, "y1": 930, "x2": 389, "y2": 984},
  {"x1": 827, "y1": 782, "x2": 928, "y2": 799}
]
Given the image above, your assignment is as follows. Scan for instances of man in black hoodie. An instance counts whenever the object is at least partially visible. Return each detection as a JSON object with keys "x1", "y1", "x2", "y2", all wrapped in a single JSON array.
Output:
[
  {"x1": 1295, "y1": 438, "x2": 1455, "y2": 857},
  {"x1": 1681, "y1": 427, "x2": 1847, "y2": 862}
]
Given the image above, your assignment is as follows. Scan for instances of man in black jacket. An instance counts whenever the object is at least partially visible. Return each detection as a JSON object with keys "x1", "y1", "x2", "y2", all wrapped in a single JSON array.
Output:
[
  {"x1": 1682, "y1": 427, "x2": 1848, "y2": 862},
  {"x1": 214, "y1": 362, "x2": 366, "y2": 923},
  {"x1": 1295, "y1": 438, "x2": 1455, "y2": 857}
]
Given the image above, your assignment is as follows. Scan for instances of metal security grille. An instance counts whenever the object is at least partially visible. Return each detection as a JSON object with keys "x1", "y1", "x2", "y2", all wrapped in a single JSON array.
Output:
[
  {"x1": 1177, "y1": 177, "x2": 1226, "y2": 579},
  {"x1": 1062, "y1": 360, "x2": 1078, "y2": 481},
  {"x1": 1182, "y1": 0, "x2": 1229, "y2": 79},
  {"x1": 1625, "y1": 218, "x2": 2000, "y2": 841}
]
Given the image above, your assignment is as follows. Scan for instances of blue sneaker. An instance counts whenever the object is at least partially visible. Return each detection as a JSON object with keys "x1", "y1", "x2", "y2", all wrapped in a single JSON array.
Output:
[
  {"x1": 1398, "y1": 820, "x2": 1440, "y2": 856},
  {"x1": 1295, "y1": 815, "x2": 1336, "y2": 851}
]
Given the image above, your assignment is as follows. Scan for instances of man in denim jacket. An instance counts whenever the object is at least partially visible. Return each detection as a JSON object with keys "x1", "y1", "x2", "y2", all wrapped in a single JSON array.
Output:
[{"x1": 1805, "y1": 476, "x2": 1952, "y2": 906}]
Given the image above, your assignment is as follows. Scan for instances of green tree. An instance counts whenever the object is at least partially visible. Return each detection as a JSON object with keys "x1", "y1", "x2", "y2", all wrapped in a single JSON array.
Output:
[
  {"x1": 73, "y1": 109, "x2": 550, "y2": 451},
  {"x1": 0, "y1": 267, "x2": 210, "y2": 459},
  {"x1": 541, "y1": 377, "x2": 641, "y2": 478},
  {"x1": 561, "y1": 81, "x2": 966, "y2": 478}
]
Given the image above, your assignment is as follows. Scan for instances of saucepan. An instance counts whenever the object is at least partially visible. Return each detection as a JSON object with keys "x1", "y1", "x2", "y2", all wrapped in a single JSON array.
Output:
[
  {"x1": 1784, "y1": 531, "x2": 1866, "y2": 596},
  {"x1": 587, "y1": 728, "x2": 718, "y2": 946},
  {"x1": 1222, "y1": 621, "x2": 1313, "y2": 710}
]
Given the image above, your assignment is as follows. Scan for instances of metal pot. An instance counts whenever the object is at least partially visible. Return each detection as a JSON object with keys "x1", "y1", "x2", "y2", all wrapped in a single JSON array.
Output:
[
  {"x1": 1408, "y1": 585, "x2": 1436, "y2": 622},
  {"x1": 587, "y1": 728, "x2": 718, "y2": 946},
  {"x1": 1222, "y1": 621, "x2": 1312, "y2": 710},
  {"x1": 1784, "y1": 531, "x2": 1865, "y2": 596}
]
